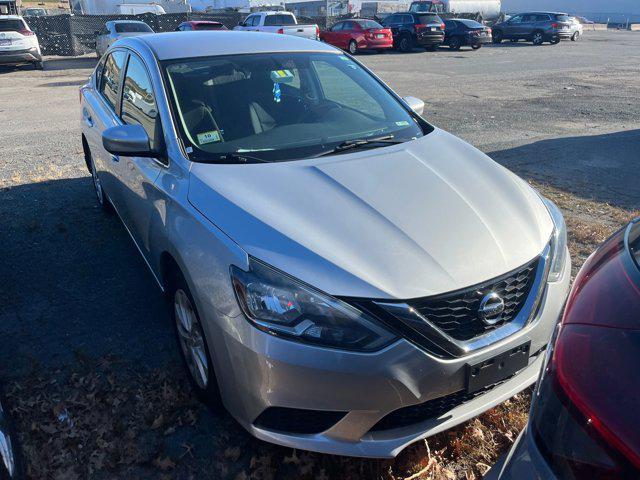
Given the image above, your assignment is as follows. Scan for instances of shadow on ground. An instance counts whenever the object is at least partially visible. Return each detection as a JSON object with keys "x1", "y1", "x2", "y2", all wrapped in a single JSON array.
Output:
[
  {"x1": 0, "y1": 176, "x2": 176, "y2": 379},
  {"x1": 489, "y1": 129, "x2": 640, "y2": 210}
]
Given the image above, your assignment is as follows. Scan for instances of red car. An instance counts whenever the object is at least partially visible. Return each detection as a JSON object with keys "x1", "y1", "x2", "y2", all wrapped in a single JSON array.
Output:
[
  {"x1": 175, "y1": 21, "x2": 228, "y2": 32},
  {"x1": 321, "y1": 19, "x2": 393, "y2": 54}
]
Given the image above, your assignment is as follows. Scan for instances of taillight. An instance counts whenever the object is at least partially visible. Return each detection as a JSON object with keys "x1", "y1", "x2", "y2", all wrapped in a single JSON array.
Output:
[
  {"x1": 315, "y1": 25, "x2": 320, "y2": 39},
  {"x1": 551, "y1": 23, "x2": 559, "y2": 28},
  {"x1": 531, "y1": 225, "x2": 640, "y2": 477},
  {"x1": 440, "y1": 23, "x2": 445, "y2": 30},
  {"x1": 19, "y1": 29, "x2": 35, "y2": 36},
  {"x1": 415, "y1": 23, "x2": 426, "y2": 31},
  {"x1": 276, "y1": 28, "x2": 284, "y2": 34}
]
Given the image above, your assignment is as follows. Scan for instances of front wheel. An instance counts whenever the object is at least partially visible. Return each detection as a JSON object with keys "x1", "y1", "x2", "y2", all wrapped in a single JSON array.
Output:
[
  {"x1": 550, "y1": 36, "x2": 561, "y2": 45},
  {"x1": 492, "y1": 30, "x2": 503, "y2": 43},
  {"x1": 348, "y1": 39, "x2": 358, "y2": 55},
  {"x1": 89, "y1": 151, "x2": 111, "y2": 212},
  {"x1": 448, "y1": 37, "x2": 461, "y2": 50},
  {"x1": 169, "y1": 270, "x2": 223, "y2": 411},
  {"x1": 571, "y1": 32, "x2": 580, "y2": 41},
  {"x1": 33, "y1": 61, "x2": 43, "y2": 70},
  {"x1": 471, "y1": 44, "x2": 482, "y2": 50}
]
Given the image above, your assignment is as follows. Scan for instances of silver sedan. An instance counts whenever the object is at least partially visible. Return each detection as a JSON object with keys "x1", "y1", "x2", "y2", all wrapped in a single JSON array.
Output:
[
  {"x1": 94, "y1": 20, "x2": 153, "y2": 58},
  {"x1": 79, "y1": 31, "x2": 571, "y2": 458}
]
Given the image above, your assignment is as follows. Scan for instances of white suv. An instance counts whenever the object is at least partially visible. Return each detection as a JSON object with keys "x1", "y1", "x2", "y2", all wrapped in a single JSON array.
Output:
[{"x1": 0, "y1": 16, "x2": 42, "y2": 69}]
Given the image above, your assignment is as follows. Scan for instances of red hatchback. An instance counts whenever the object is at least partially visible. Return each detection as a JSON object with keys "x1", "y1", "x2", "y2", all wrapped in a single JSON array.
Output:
[
  {"x1": 175, "y1": 21, "x2": 228, "y2": 31},
  {"x1": 321, "y1": 19, "x2": 393, "y2": 54}
]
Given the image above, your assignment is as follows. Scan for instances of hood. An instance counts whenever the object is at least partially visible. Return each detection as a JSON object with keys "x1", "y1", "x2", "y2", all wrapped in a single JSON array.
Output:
[{"x1": 188, "y1": 128, "x2": 553, "y2": 299}]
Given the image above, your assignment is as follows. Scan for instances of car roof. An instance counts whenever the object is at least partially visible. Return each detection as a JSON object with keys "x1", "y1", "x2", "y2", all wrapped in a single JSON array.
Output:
[
  {"x1": 107, "y1": 19, "x2": 150, "y2": 25},
  {"x1": 125, "y1": 31, "x2": 337, "y2": 61},
  {"x1": 516, "y1": 12, "x2": 568, "y2": 15},
  {"x1": 185, "y1": 20, "x2": 223, "y2": 25}
]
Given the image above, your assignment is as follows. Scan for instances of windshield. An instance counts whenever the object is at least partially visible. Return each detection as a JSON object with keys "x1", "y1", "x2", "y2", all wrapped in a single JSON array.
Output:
[
  {"x1": 457, "y1": 19, "x2": 483, "y2": 28},
  {"x1": 114, "y1": 22, "x2": 153, "y2": 33},
  {"x1": 164, "y1": 52, "x2": 429, "y2": 163},
  {"x1": 417, "y1": 14, "x2": 442, "y2": 24}
]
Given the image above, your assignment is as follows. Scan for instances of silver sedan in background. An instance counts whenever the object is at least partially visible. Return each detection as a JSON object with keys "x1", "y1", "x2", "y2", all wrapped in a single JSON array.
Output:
[
  {"x1": 79, "y1": 31, "x2": 570, "y2": 458},
  {"x1": 94, "y1": 20, "x2": 153, "y2": 58}
]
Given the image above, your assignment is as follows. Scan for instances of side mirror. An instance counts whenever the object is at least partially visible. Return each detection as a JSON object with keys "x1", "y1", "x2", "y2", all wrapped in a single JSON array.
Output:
[
  {"x1": 238, "y1": 21, "x2": 246, "y2": 27},
  {"x1": 102, "y1": 124, "x2": 157, "y2": 157},
  {"x1": 403, "y1": 96, "x2": 425, "y2": 116}
]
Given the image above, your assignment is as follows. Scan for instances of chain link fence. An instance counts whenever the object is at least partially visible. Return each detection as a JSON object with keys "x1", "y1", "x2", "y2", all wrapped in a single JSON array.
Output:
[{"x1": 24, "y1": 12, "x2": 357, "y2": 56}]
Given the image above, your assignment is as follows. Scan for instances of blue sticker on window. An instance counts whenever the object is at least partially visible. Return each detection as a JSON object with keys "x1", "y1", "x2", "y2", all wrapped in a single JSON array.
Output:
[{"x1": 273, "y1": 82, "x2": 281, "y2": 103}]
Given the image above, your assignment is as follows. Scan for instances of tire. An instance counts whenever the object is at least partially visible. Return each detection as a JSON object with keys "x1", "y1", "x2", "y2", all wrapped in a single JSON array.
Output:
[
  {"x1": 550, "y1": 36, "x2": 561, "y2": 45},
  {"x1": 88, "y1": 150, "x2": 111, "y2": 212},
  {"x1": 376, "y1": 49, "x2": 386, "y2": 54},
  {"x1": 398, "y1": 34, "x2": 413, "y2": 53},
  {"x1": 33, "y1": 61, "x2": 43, "y2": 70},
  {"x1": 471, "y1": 44, "x2": 482, "y2": 50},
  {"x1": 492, "y1": 30, "x2": 503, "y2": 43},
  {"x1": 532, "y1": 31, "x2": 545, "y2": 45},
  {"x1": 448, "y1": 37, "x2": 461, "y2": 50},
  {"x1": 571, "y1": 32, "x2": 579, "y2": 41},
  {"x1": 168, "y1": 269, "x2": 224, "y2": 411},
  {"x1": 425, "y1": 45, "x2": 437, "y2": 52},
  {"x1": 348, "y1": 39, "x2": 357, "y2": 55}
]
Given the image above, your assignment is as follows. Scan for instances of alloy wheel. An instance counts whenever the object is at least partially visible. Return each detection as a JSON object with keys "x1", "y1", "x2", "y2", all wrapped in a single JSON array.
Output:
[
  {"x1": 90, "y1": 156, "x2": 105, "y2": 206},
  {"x1": 174, "y1": 289, "x2": 209, "y2": 389},
  {"x1": 348, "y1": 40, "x2": 357, "y2": 55},
  {"x1": 532, "y1": 32, "x2": 544, "y2": 45}
]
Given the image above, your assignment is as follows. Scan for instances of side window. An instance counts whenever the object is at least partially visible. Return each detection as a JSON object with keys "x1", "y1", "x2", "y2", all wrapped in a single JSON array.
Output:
[
  {"x1": 264, "y1": 15, "x2": 277, "y2": 26},
  {"x1": 510, "y1": 15, "x2": 522, "y2": 24},
  {"x1": 331, "y1": 22, "x2": 343, "y2": 31},
  {"x1": 384, "y1": 15, "x2": 397, "y2": 25},
  {"x1": 99, "y1": 50, "x2": 126, "y2": 112},
  {"x1": 313, "y1": 59, "x2": 384, "y2": 119},
  {"x1": 403, "y1": 15, "x2": 414, "y2": 25},
  {"x1": 121, "y1": 54, "x2": 160, "y2": 151},
  {"x1": 245, "y1": 15, "x2": 255, "y2": 26}
]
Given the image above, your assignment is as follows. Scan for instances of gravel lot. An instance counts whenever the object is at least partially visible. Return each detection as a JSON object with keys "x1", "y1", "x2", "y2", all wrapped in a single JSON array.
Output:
[{"x1": 0, "y1": 31, "x2": 639, "y2": 479}]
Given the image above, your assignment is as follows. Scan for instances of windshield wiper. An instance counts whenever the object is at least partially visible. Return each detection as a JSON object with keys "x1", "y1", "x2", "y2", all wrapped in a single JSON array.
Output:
[
  {"x1": 311, "y1": 135, "x2": 405, "y2": 158},
  {"x1": 213, "y1": 153, "x2": 270, "y2": 164}
]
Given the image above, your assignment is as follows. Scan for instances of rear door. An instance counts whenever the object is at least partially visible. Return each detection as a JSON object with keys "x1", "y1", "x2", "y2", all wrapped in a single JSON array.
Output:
[
  {"x1": 85, "y1": 50, "x2": 128, "y2": 212},
  {"x1": 117, "y1": 52, "x2": 163, "y2": 257},
  {"x1": 323, "y1": 21, "x2": 343, "y2": 46},
  {"x1": 502, "y1": 14, "x2": 523, "y2": 38}
]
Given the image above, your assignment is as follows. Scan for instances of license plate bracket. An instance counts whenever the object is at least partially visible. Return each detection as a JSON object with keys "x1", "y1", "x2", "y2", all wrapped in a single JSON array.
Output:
[
  {"x1": 466, "y1": 342, "x2": 530, "y2": 393},
  {"x1": 0, "y1": 39, "x2": 12, "y2": 46}
]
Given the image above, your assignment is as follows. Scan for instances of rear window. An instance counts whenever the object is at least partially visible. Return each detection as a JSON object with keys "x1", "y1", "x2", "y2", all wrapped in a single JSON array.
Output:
[
  {"x1": 114, "y1": 22, "x2": 153, "y2": 33},
  {"x1": 194, "y1": 23, "x2": 224, "y2": 30},
  {"x1": 456, "y1": 19, "x2": 484, "y2": 28},
  {"x1": 264, "y1": 14, "x2": 296, "y2": 26},
  {"x1": 555, "y1": 15, "x2": 572, "y2": 22},
  {"x1": 0, "y1": 19, "x2": 25, "y2": 31},
  {"x1": 417, "y1": 14, "x2": 442, "y2": 24},
  {"x1": 356, "y1": 19, "x2": 383, "y2": 29}
]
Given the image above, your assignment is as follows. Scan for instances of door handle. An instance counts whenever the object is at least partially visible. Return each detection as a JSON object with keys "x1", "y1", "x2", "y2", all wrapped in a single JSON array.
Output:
[{"x1": 110, "y1": 155, "x2": 120, "y2": 162}]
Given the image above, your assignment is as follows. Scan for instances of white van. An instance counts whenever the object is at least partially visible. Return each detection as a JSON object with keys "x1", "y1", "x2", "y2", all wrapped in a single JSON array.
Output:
[{"x1": 116, "y1": 3, "x2": 166, "y2": 15}]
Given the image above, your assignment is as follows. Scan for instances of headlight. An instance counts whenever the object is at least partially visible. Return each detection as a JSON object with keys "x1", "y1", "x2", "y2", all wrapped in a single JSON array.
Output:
[
  {"x1": 542, "y1": 197, "x2": 568, "y2": 282},
  {"x1": 230, "y1": 259, "x2": 397, "y2": 351}
]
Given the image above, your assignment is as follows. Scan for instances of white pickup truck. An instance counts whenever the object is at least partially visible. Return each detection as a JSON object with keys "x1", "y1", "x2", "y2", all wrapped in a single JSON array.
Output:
[{"x1": 233, "y1": 11, "x2": 319, "y2": 40}]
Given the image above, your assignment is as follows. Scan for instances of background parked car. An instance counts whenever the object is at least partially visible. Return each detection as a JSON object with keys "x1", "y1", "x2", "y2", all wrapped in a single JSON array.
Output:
[
  {"x1": 0, "y1": 15, "x2": 42, "y2": 69},
  {"x1": 490, "y1": 218, "x2": 640, "y2": 480},
  {"x1": 381, "y1": 12, "x2": 445, "y2": 52},
  {"x1": 175, "y1": 20, "x2": 227, "y2": 31},
  {"x1": 115, "y1": 3, "x2": 165, "y2": 15},
  {"x1": 321, "y1": 19, "x2": 392, "y2": 54},
  {"x1": 575, "y1": 15, "x2": 594, "y2": 25},
  {"x1": 21, "y1": 7, "x2": 46, "y2": 17},
  {"x1": 443, "y1": 19, "x2": 492, "y2": 50},
  {"x1": 234, "y1": 11, "x2": 319, "y2": 41},
  {"x1": 492, "y1": 12, "x2": 575, "y2": 45},
  {"x1": 567, "y1": 16, "x2": 583, "y2": 41},
  {"x1": 95, "y1": 20, "x2": 153, "y2": 58}
]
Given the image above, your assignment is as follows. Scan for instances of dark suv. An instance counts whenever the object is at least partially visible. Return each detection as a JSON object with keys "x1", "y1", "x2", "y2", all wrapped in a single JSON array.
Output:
[
  {"x1": 381, "y1": 12, "x2": 445, "y2": 52},
  {"x1": 492, "y1": 12, "x2": 574, "y2": 45}
]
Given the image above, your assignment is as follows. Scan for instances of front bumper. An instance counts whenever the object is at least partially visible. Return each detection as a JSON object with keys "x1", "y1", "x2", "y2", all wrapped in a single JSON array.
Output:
[
  {"x1": 206, "y1": 254, "x2": 570, "y2": 458},
  {"x1": 0, "y1": 48, "x2": 41, "y2": 64}
]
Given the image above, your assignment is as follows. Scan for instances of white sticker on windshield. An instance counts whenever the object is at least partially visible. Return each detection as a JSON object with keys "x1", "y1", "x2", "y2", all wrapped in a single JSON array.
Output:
[
  {"x1": 197, "y1": 130, "x2": 221, "y2": 145},
  {"x1": 395, "y1": 121, "x2": 410, "y2": 126}
]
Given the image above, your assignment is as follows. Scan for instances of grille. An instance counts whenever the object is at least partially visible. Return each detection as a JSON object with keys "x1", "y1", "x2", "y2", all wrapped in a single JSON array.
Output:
[
  {"x1": 370, "y1": 378, "x2": 511, "y2": 432},
  {"x1": 407, "y1": 257, "x2": 540, "y2": 341}
]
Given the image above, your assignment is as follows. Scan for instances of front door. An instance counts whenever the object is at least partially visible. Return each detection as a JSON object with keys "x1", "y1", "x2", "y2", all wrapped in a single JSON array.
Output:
[{"x1": 117, "y1": 52, "x2": 163, "y2": 257}]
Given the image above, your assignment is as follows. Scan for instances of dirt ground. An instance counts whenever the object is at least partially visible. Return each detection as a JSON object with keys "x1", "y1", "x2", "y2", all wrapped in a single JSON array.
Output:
[{"x1": 0, "y1": 31, "x2": 639, "y2": 479}]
